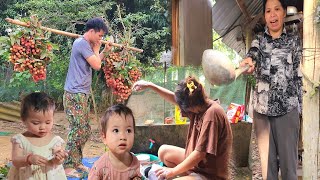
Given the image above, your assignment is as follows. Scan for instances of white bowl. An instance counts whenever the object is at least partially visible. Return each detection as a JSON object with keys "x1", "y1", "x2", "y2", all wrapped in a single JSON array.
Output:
[
  {"x1": 136, "y1": 154, "x2": 150, "y2": 164},
  {"x1": 287, "y1": 6, "x2": 298, "y2": 16}
]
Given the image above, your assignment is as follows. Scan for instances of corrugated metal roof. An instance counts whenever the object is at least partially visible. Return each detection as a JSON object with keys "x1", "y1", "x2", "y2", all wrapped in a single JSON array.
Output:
[{"x1": 212, "y1": 0, "x2": 263, "y2": 57}]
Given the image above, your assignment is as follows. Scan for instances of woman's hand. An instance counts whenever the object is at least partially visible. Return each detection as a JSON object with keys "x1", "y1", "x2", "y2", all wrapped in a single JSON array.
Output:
[
  {"x1": 155, "y1": 167, "x2": 175, "y2": 179},
  {"x1": 240, "y1": 57, "x2": 255, "y2": 74},
  {"x1": 132, "y1": 80, "x2": 151, "y2": 92}
]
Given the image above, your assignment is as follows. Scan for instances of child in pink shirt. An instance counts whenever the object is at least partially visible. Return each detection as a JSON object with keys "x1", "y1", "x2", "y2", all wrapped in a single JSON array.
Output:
[{"x1": 88, "y1": 104, "x2": 141, "y2": 180}]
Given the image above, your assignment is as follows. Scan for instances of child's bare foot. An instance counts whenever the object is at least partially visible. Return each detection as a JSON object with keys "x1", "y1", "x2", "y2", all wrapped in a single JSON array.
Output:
[
  {"x1": 77, "y1": 164, "x2": 90, "y2": 173},
  {"x1": 65, "y1": 168, "x2": 81, "y2": 178}
]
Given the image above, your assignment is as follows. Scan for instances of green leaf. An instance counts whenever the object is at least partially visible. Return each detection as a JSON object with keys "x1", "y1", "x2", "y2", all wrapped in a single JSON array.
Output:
[
  {"x1": 40, "y1": 52, "x2": 48, "y2": 59},
  {"x1": 0, "y1": 36, "x2": 10, "y2": 44},
  {"x1": 310, "y1": 89, "x2": 316, "y2": 97},
  {"x1": 113, "y1": 62, "x2": 122, "y2": 68},
  {"x1": 16, "y1": 72, "x2": 22, "y2": 77},
  {"x1": 51, "y1": 44, "x2": 59, "y2": 50},
  {"x1": 24, "y1": 73, "x2": 31, "y2": 78},
  {"x1": 9, "y1": 36, "x2": 16, "y2": 46},
  {"x1": 0, "y1": 49, "x2": 9, "y2": 56},
  {"x1": 16, "y1": 59, "x2": 25, "y2": 63},
  {"x1": 34, "y1": 58, "x2": 43, "y2": 62}
]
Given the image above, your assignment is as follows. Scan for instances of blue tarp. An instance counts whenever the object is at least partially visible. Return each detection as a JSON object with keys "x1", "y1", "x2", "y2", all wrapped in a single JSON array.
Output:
[{"x1": 67, "y1": 157, "x2": 99, "y2": 180}]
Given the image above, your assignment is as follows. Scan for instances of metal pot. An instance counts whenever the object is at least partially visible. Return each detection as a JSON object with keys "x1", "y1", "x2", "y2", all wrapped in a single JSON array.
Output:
[{"x1": 202, "y1": 49, "x2": 249, "y2": 86}]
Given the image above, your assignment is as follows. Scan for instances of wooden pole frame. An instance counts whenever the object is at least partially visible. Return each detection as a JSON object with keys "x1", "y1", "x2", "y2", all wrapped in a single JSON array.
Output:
[{"x1": 302, "y1": 0, "x2": 320, "y2": 178}]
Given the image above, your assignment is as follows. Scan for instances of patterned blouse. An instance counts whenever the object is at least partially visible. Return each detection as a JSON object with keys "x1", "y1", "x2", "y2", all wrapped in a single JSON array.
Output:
[{"x1": 246, "y1": 27, "x2": 303, "y2": 116}]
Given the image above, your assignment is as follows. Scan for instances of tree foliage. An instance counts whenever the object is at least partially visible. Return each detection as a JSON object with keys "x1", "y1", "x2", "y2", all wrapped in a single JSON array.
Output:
[
  {"x1": 0, "y1": 0, "x2": 171, "y2": 105},
  {"x1": 212, "y1": 30, "x2": 240, "y2": 64}
]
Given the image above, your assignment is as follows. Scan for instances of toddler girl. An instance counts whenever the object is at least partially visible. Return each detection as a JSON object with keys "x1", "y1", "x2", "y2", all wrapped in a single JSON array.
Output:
[
  {"x1": 8, "y1": 92, "x2": 68, "y2": 180},
  {"x1": 88, "y1": 104, "x2": 141, "y2": 180}
]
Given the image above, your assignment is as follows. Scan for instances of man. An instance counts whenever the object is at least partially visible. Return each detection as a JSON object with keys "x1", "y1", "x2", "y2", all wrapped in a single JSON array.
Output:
[{"x1": 63, "y1": 17, "x2": 111, "y2": 177}]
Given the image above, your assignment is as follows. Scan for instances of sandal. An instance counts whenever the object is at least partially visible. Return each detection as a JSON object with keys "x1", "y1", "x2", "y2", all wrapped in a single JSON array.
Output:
[
  {"x1": 65, "y1": 168, "x2": 82, "y2": 178},
  {"x1": 77, "y1": 164, "x2": 90, "y2": 173}
]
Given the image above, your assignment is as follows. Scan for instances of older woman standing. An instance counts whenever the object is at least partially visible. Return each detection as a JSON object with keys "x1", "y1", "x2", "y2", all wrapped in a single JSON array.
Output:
[{"x1": 240, "y1": 0, "x2": 302, "y2": 179}]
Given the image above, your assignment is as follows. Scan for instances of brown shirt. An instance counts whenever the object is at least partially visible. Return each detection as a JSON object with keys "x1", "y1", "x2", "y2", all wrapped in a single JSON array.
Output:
[{"x1": 185, "y1": 100, "x2": 233, "y2": 180}]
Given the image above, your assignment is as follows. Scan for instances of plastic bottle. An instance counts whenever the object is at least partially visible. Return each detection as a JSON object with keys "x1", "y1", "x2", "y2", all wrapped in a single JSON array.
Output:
[
  {"x1": 174, "y1": 105, "x2": 187, "y2": 124},
  {"x1": 148, "y1": 164, "x2": 164, "y2": 180},
  {"x1": 140, "y1": 165, "x2": 151, "y2": 179}
]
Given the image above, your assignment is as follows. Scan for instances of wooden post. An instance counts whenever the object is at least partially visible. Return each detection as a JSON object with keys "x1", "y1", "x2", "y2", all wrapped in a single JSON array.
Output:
[
  {"x1": 302, "y1": 0, "x2": 320, "y2": 179},
  {"x1": 244, "y1": 27, "x2": 255, "y2": 170},
  {"x1": 178, "y1": 0, "x2": 212, "y2": 66},
  {"x1": 172, "y1": 0, "x2": 180, "y2": 66},
  {"x1": 244, "y1": 27, "x2": 253, "y2": 117}
]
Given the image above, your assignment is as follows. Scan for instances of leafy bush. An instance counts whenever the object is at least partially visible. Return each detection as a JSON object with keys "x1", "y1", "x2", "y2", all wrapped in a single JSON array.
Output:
[
  {"x1": 0, "y1": 16, "x2": 57, "y2": 82},
  {"x1": 103, "y1": 50, "x2": 142, "y2": 102},
  {"x1": 0, "y1": 164, "x2": 10, "y2": 178}
]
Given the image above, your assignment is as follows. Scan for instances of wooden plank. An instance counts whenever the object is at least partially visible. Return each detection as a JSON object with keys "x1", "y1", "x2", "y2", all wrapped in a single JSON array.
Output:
[
  {"x1": 235, "y1": 0, "x2": 251, "y2": 23},
  {"x1": 248, "y1": 12, "x2": 263, "y2": 30},
  {"x1": 0, "y1": 113, "x2": 20, "y2": 122},
  {"x1": 0, "y1": 102, "x2": 20, "y2": 111},
  {"x1": 0, "y1": 107, "x2": 20, "y2": 117},
  {"x1": 302, "y1": 0, "x2": 320, "y2": 179}
]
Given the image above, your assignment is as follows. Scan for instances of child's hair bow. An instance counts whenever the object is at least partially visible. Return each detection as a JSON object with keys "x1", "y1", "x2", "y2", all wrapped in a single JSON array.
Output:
[{"x1": 187, "y1": 81, "x2": 197, "y2": 95}]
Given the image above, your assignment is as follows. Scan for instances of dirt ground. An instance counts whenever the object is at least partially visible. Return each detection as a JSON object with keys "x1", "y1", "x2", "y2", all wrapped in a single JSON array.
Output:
[{"x1": 0, "y1": 111, "x2": 106, "y2": 167}]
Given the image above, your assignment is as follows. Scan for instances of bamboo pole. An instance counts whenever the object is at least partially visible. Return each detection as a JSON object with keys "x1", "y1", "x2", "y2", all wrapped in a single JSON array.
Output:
[
  {"x1": 90, "y1": 87, "x2": 99, "y2": 124},
  {"x1": 5, "y1": 18, "x2": 143, "y2": 53},
  {"x1": 302, "y1": 0, "x2": 320, "y2": 179}
]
